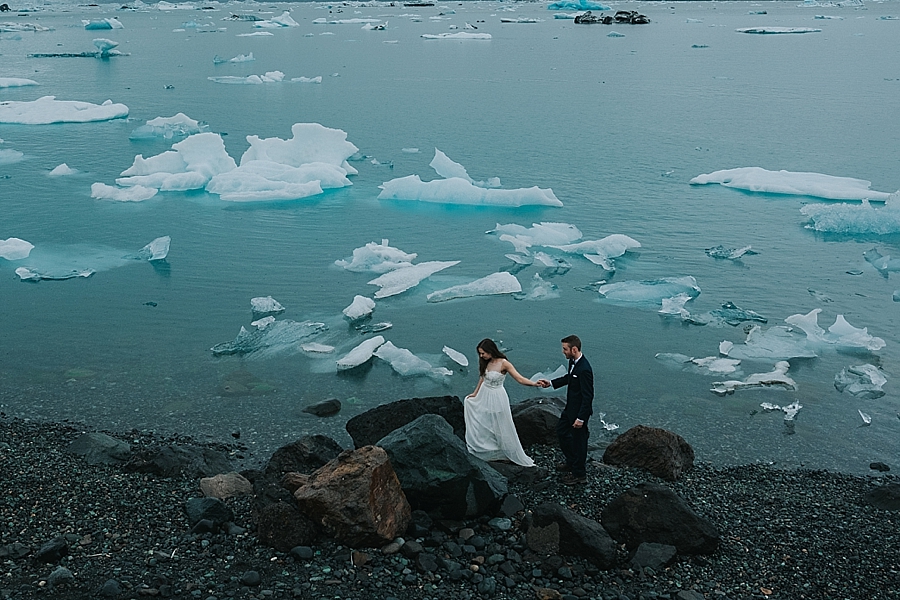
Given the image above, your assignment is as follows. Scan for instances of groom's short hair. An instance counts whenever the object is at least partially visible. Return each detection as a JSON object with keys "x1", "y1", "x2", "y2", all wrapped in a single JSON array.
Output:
[{"x1": 561, "y1": 335, "x2": 581, "y2": 350}]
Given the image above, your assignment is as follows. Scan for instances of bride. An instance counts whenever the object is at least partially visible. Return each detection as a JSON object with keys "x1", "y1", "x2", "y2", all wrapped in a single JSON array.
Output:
[{"x1": 464, "y1": 338, "x2": 538, "y2": 467}]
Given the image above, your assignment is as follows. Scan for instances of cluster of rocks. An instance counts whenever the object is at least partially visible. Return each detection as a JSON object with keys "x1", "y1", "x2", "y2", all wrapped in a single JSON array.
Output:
[
  {"x1": 2, "y1": 396, "x2": 899, "y2": 600},
  {"x1": 575, "y1": 11, "x2": 650, "y2": 25}
]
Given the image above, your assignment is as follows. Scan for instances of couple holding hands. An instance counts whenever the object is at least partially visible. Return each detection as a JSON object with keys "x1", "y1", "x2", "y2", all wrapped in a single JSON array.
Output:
[{"x1": 463, "y1": 335, "x2": 594, "y2": 485}]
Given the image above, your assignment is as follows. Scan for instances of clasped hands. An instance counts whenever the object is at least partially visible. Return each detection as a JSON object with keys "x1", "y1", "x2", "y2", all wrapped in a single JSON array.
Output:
[{"x1": 535, "y1": 379, "x2": 551, "y2": 388}]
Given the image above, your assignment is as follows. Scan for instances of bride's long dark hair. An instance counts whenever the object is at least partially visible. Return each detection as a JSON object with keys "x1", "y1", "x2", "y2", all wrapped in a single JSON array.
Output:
[{"x1": 477, "y1": 338, "x2": 507, "y2": 376}]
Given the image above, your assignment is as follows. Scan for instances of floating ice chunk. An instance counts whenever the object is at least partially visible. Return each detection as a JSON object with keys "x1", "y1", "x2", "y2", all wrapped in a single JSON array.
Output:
[
  {"x1": 721, "y1": 325, "x2": 817, "y2": 361},
  {"x1": 16, "y1": 267, "x2": 93, "y2": 281},
  {"x1": 378, "y1": 175, "x2": 561, "y2": 207},
  {"x1": 251, "y1": 316, "x2": 276, "y2": 330},
  {"x1": 0, "y1": 77, "x2": 38, "y2": 88},
  {"x1": 135, "y1": 236, "x2": 170, "y2": 261},
  {"x1": 206, "y1": 160, "x2": 350, "y2": 202},
  {"x1": 442, "y1": 345, "x2": 469, "y2": 367},
  {"x1": 834, "y1": 364, "x2": 887, "y2": 399},
  {"x1": 430, "y1": 148, "x2": 475, "y2": 183},
  {"x1": 599, "y1": 276, "x2": 700, "y2": 306},
  {"x1": 686, "y1": 18, "x2": 703, "y2": 23},
  {"x1": 291, "y1": 76, "x2": 322, "y2": 84},
  {"x1": 862, "y1": 247, "x2": 900, "y2": 278},
  {"x1": 129, "y1": 113, "x2": 207, "y2": 140},
  {"x1": 784, "y1": 309, "x2": 885, "y2": 351},
  {"x1": 251, "y1": 296, "x2": 285, "y2": 317},
  {"x1": 12, "y1": 236, "x2": 167, "y2": 282},
  {"x1": 343, "y1": 295, "x2": 375, "y2": 320},
  {"x1": 402, "y1": 148, "x2": 419, "y2": 153},
  {"x1": 501, "y1": 17, "x2": 540, "y2": 23},
  {"x1": 814, "y1": 14, "x2": 843, "y2": 19},
  {"x1": 533, "y1": 252, "x2": 565, "y2": 267},
  {"x1": 801, "y1": 197, "x2": 900, "y2": 235},
  {"x1": 709, "y1": 301, "x2": 767, "y2": 326},
  {"x1": 597, "y1": 412, "x2": 619, "y2": 432},
  {"x1": 84, "y1": 17, "x2": 124, "y2": 30},
  {"x1": 374, "y1": 341, "x2": 452, "y2": 378},
  {"x1": 548, "y1": 0, "x2": 610, "y2": 9},
  {"x1": 782, "y1": 401, "x2": 802, "y2": 421},
  {"x1": 607, "y1": 31, "x2": 625, "y2": 37},
  {"x1": 515, "y1": 273, "x2": 559, "y2": 301},
  {"x1": 530, "y1": 364, "x2": 567, "y2": 382},
  {"x1": 368, "y1": 261, "x2": 460, "y2": 298},
  {"x1": 659, "y1": 293, "x2": 694, "y2": 319},
  {"x1": 858, "y1": 409, "x2": 872, "y2": 425},
  {"x1": 92, "y1": 38, "x2": 121, "y2": 57},
  {"x1": 549, "y1": 234, "x2": 641, "y2": 270},
  {"x1": 506, "y1": 253, "x2": 533, "y2": 265},
  {"x1": 711, "y1": 361, "x2": 797, "y2": 395},
  {"x1": 736, "y1": 27, "x2": 821, "y2": 34},
  {"x1": 302, "y1": 342, "x2": 335, "y2": 353},
  {"x1": 691, "y1": 356, "x2": 742, "y2": 374},
  {"x1": 0, "y1": 22, "x2": 53, "y2": 33},
  {"x1": 48, "y1": 163, "x2": 77, "y2": 176},
  {"x1": 0, "y1": 96, "x2": 128, "y2": 125},
  {"x1": 336, "y1": 240, "x2": 417, "y2": 274},
  {"x1": 255, "y1": 11, "x2": 299, "y2": 27},
  {"x1": 691, "y1": 167, "x2": 891, "y2": 201},
  {"x1": 237, "y1": 32, "x2": 274, "y2": 37},
  {"x1": 705, "y1": 245, "x2": 756, "y2": 260},
  {"x1": 208, "y1": 71, "x2": 285, "y2": 84},
  {"x1": 0, "y1": 238, "x2": 33, "y2": 260},
  {"x1": 427, "y1": 272, "x2": 522, "y2": 303},
  {"x1": 356, "y1": 322, "x2": 392, "y2": 334},
  {"x1": 336, "y1": 336, "x2": 385, "y2": 370},
  {"x1": 421, "y1": 32, "x2": 492, "y2": 39},
  {"x1": 91, "y1": 182, "x2": 158, "y2": 202},
  {"x1": 214, "y1": 52, "x2": 255, "y2": 64},
  {"x1": 241, "y1": 123, "x2": 359, "y2": 175},
  {"x1": 118, "y1": 133, "x2": 237, "y2": 193},
  {"x1": 211, "y1": 320, "x2": 327, "y2": 357},
  {"x1": 489, "y1": 222, "x2": 583, "y2": 248},
  {"x1": 0, "y1": 148, "x2": 24, "y2": 164}
]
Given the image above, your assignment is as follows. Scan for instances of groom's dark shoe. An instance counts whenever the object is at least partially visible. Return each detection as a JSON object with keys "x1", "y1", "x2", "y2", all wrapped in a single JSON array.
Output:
[
  {"x1": 561, "y1": 473, "x2": 587, "y2": 485},
  {"x1": 555, "y1": 462, "x2": 571, "y2": 472}
]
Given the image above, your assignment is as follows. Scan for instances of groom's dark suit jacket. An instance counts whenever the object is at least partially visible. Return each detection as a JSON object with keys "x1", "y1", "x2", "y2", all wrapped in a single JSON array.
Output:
[{"x1": 551, "y1": 355, "x2": 594, "y2": 423}]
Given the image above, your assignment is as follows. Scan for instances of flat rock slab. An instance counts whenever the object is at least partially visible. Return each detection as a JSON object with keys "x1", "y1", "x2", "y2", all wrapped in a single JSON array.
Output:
[{"x1": 346, "y1": 395, "x2": 465, "y2": 448}]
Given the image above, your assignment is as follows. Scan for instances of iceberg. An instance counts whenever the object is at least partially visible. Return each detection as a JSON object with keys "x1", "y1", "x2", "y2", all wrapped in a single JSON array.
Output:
[
  {"x1": 251, "y1": 316, "x2": 275, "y2": 330},
  {"x1": 374, "y1": 341, "x2": 452, "y2": 378},
  {"x1": 801, "y1": 194, "x2": 900, "y2": 235},
  {"x1": 421, "y1": 32, "x2": 492, "y2": 40},
  {"x1": 711, "y1": 361, "x2": 797, "y2": 396},
  {"x1": 237, "y1": 32, "x2": 274, "y2": 37},
  {"x1": 135, "y1": 236, "x2": 170, "y2": 261},
  {"x1": 597, "y1": 412, "x2": 619, "y2": 432},
  {"x1": 720, "y1": 325, "x2": 818, "y2": 361},
  {"x1": 0, "y1": 238, "x2": 33, "y2": 260},
  {"x1": 206, "y1": 161, "x2": 350, "y2": 202},
  {"x1": 335, "y1": 239, "x2": 417, "y2": 273},
  {"x1": 211, "y1": 320, "x2": 327, "y2": 357},
  {"x1": 427, "y1": 272, "x2": 522, "y2": 303},
  {"x1": 549, "y1": 234, "x2": 641, "y2": 270},
  {"x1": 548, "y1": 0, "x2": 610, "y2": 9},
  {"x1": 834, "y1": 364, "x2": 887, "y2": 399},
  {"x1": 336, "y1": 336, "x2": 385, "y2": 370},
  {"x1": 291, "y1": 76, "x2": 322, "y2": 84},
  {"x1": 489, "y1": 222, "x2": 582, "y2": 248},
  {"x1": 48, "y1": 163, "x2": 77, "y2": 177},
  {"x1": 784, "y1": 309, "x2": 885, "y2": 351},
  {"x1": 0, "y1": 78, "x2": 38, "y2": 88},
  {"x1": 599, "y1": 276, "x2": 700, "y2": 306},
  {"x1": 736, "y1": 27, "x2": 821, "y2": 34},
  {"x1": 0, "y1": 96, "x2": 128, "y2": 125},
  {"x1": 213, "y1": 52, "x2": 255, "y2": 64},
  {"x1": 442, "y1": 345, "x2": 469, "y2": 367},
  {"x1": 83, "y1": 18, "x2": 124, "y2": 30},
  {"x1": 0, "y1": 148, "x2": 23, "y2": 165},
  {"x1": 15, "y1": 267, "x2": 93, "y2": 282},
  {"x1": 515, "y1": 273, "x2": 559, "y2": 301},
  {"x1": 368, "y1": 260, "x2": 460, "y2": 298},
  {"x1": 129, "y1": 113, "x2": 208, "y2": 140},
  {"x1": 251, "y1": 296, "x2": 285, "y2": 318},
  {"x1": 343, "y1": 295, "x2": 375, "y2": 320},
  {"x1": 656, "y1": 353, "x2": 742, "y2": 375},
  {"x1": 255, "y1": 11, "x2": 299, "y2": 28},
  {"x1": 430, "y1": 148, "x2": 500, "y2": 188},
  {"x1": 91, "y1": 182, "x2": 158, "y2": 202},
  {"x1": 240, "y1": 123, "x2": 359, "y2": 175},
  {"x1": 208, "y1": 71, "x2": 285, "y2": 85},
  {"x1": 302, "y1": 342, "x2": 335, "y2": 353},
  {"x1": 690, "y1": 167, "x2": 892, "y2": 201},
  {"x1": 378, "y1": 175, "x2": 561, "y2": 207}
]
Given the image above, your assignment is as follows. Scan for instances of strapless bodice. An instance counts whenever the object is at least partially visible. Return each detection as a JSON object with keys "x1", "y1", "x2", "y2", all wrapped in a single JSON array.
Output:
[{"x1": 483, "y1": 370, "x2": 506, "y2": 389}]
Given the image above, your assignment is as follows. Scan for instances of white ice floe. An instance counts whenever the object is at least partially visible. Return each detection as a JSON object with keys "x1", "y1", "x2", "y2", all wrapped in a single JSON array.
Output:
[
  {"x1": 254, "y1": 11, "x2": 299, "y2": 28},
  {"x1": 427, "y1": 272, "x2": 522, "y2": 303},
  {"x1": 719, "y1": 325, "x2": 818, "y2": 361},
  {"x1": 430, "y1": 149, "x2": 500, "y2": 188},
  {"x1": 0, "y1": 238, "x2": 34, "y2": 260},
  {"x1": 118, "y1": 132, "x2": 236, "y2": 192},
  {"x1": 205, "y1": 161, "x2": 345, "y2": 202},
  {"x1": 83, "y1": 17, "x2": 124, "y2": 30},
  {"x1": 835, "y1": 364, "x2": 887, "y2": 399},
  {"x1": 711, "y1": 361, "x2": 797, "y2": 396},
  {"x1": 136, "y1": 236, "x2": 170, "y2": 261},
  {"x1": 314, "y1": 17, "x2": 383, "y2": 24},
  {"x1": 0, "y1": 96, "x2": 128, "y2": 125},
  {"x1": 92, "y1": 39, "x2": 122, "y2": 57},
  {"x1": 251, "y1": 296, "x2": 285, "y2": 316},
  {"x1": 208, "y1": 71, "x2": 285, "y2": 84},
  {"x1": 214, "y1": 52, "x2": 255, "y2": 64},
  {"x1": 374, "y1": 341, "x2": 452, "y2": 378},
  {"x1": 858, "y1": 409, "x2": 872, "y2": 425},
  {"x1": 548, "y1": 0, "x2": 610, "y2": 9},
  {"x1": 343, "y1": 295, "x2": 376, "y2": 320},
  {"x1": 48, "y1": 163, "x2": 77, "y2": 177},
  {"x1": 0, "y1": 148, "x2": 24, "y2": 165},
  {"x1": 368, "y1": 261, "x2": 460, "y2": 298},
  {"x1": 237, "y1": 32, "x2": 274, "y2": 37},
  {"x1": 549, "y1": 234, "x2": 641, "y2": 270},
  {"x1": 0, "y1": 78, "x2": 38, "y2": 88},
  {"x1": 490, "y1": 222, "x2": 583, "y2": 249},
  {"x1": 91, "y1": 183, "x2": 158, "y2": 202},
  {"x1": 705, "y1": 245, "x2": 755, "y2": 260},
  {"x1": 336, "y1": 336, "x2": 385, "y2": 370},
  {"x1": 0, "y1": 22, "x2": 53, "y2": 32},
  {"x1": 130, "y1": 113, "x2": 208, "y2": 140},
  {"x1": 607, "y1": 31, "x2": 625, "y2": 37},
  {"x1": 302, "y1": 342, "x2": 335, "y2": 353},
  {"x1": 690, "y1": 167, "x2": 892, "y2": 201},
  {"x1": 599, "y1": 276, "x2": 700, "y2": 306},
  {"x1": 736, "y1": 26, "x2": 821, "y2": 34},
  {"x1": 784, "y1": 309, "x2": 885, "y2": 351},
  {"x1": 516, "y1": 273, "x2": 559, "y2": 301},
  {"x1": 211, "y1": 320, "x2": 327, "y2": 357},
  {"x1": 656, "y1": 353, "x2": 742, "y2": 375},
  {"x1": 241, "y1": 123, "x2": 359, "y2": 175},
  {"x1": 761, "y1": 401, "x2": 803, "y2": 421},
  {"x1": 378, "y1": 175, "x2": 560, "y2": 207},
  {"x1": 251, "y1": 316, "x2": 276, "y2": 330},
  {"x1": 814, "y1": 15, "x2": 843, "y2": 19},
  {"x1": 501, "y1": 17, "x2": 540, "y2": 23},
  {"x1": 658, "y1": 293, "x2": 694, "y2": 319},
  {"x1": 291, "y1": 76, "x2": 322, "y2": 83},
  {"x1": 335, "y1": 239, "x2": 417, "y2": 273},
  {"x1": 801, "y1": 193, "x2": 900, "y2": 235},
  {"x1": 421, "y1": 32, "x2": 492, "y2": 39},
  {"x1": 442, "y1": 345, "x2": 469, "y2": 367}
]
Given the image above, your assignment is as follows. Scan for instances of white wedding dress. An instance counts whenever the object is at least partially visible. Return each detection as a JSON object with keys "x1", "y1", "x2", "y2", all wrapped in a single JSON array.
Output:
[{"x1": 464, "y1": 370, "x2": 535, "y2": 467}]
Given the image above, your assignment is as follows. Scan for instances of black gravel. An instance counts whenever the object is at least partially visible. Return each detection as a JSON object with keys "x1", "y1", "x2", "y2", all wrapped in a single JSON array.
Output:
[{"x1": 2, "y1": 415, "x2": 899, "y2": 600}]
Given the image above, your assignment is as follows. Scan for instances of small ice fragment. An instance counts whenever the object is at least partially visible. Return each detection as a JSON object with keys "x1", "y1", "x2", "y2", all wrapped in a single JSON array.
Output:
[
  {"x1": 290, "y1": 76, "x2": 322, "y2": 83},
  {"x1": 0, "y1": 96, "x2": 129, "y2": 125},
  {"x1": 49, "y1": 163, "x2": 77, "y2": 176},
  {"x1": 894, "y1": 290, "x2": 900, "y2": 302},
  {"x1": 599, "y1": 276, "x2": 700, "y2": 306},
  {"x1": 709, "y1": 301, "x2": 767, "y2": 326},
  {"x1": 0, "y1": 78, "x2": 39, "y2": 88},
  {"x1": 427, "y1": 272, "x2": 522, "y2": 303},
  {"x1": 91, "y1": 183, "x2": 158, "y2": 202},
  {"x1": 135, "y1": 236, "x2": 170, "y2": 261},
  {"x1": 760, "y1": 402, "x2": 781, "y2": 412},
  {"x1": 251, "y1": 316, "x2": 276, "y2": 330},
  {"x1": 858, "y1": 409, "x2": 872, "y2": 425},
  {"x1": 530, "y1": 364, "x2": 567, "y2": 382},
  {"x1": 250, "y1": 296, "x2": 285, "y2": 317},
  {"x1": 442, "y1": 345, "x2": 469, "y2": 367},
  {"x1": 607, "y1": 31, "x2": 625, "y2": 37},
  {"x1": 0, "y1": 238, "x2": 34, "y2": 260},
  {"x1": 834, "y1": 364, "x2": 887, "y2": 399},
  {"x1": 808, "y1": 289, "x2": 833, "y2": 303},
  {"x1": 719, "y1": 340, "x2": 734, "y2": 355},
  {"x1": 368, "y1": 261, "x2": 460, "y2": 298},
  {"x1": 735, "y1": 27, "x2": 821, "y2": 34},
  {"x1": 710, "y1": 361, "x2": 797, "y2": 396},
  {"x1": 302, "y1": 342, "x2": 335, "y2": 353},
  {"x1": 691, "y1": 356, "x2": 741, "y2": 374},
  {"x1": 343, "y1": 295, "x2": 375, "y2": 320},
  {"x1": 659, "y1": 293, "x2": 693, "y2": 319},
  {"x1": 374, "y1": 341, "x2": 451, "y2": 378},
  {"x1": 210, "y1": 320, "x2": 326, "y2": 357},
  {"x1": 782, "y1": 401, "x2": 802, "y2": 421},
  {"x1": 336, "y1": 240, "x2": 416, "y2": 273},
  {"x1": 506, "y1": 253, "x2": 533, "y2": 265},
  {"x1": 421, "y1": 32, "x2": 492, "y2": 40},
  {"x1": 402, "y1": 148, "x2": 419, "y2": 153},
  {"x1": 336, "y1": 336, "x2": 386, "y2": 370},
  {"x1": 355, "y1": 322, "x2": 392, "y2": 334},
  {"x1": 705, "y1": 245, "x2": 755, "y2": 260},
  {"x1": 378, "y1": 175, "x2": 558, "y2": 207},
  {"x1": 515, "y1": 273, "x2": 559, "y2": 301}
]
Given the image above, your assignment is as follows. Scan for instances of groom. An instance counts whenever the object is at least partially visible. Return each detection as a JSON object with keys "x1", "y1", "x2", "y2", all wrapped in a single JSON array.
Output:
[{"x1": 538, "y1": 335, "x2": 594, "y2": 485}]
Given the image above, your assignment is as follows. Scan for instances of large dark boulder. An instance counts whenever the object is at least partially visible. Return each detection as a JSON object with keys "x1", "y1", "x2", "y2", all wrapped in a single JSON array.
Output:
[
  {"x1": 66, "y1": 432, "x2": 132, "y2": 465},
  {"x1": 346, "y1": 396, "x2": 464, "y2": 448},
  {"x1": 264, "y1": 435, "x2": 343, "y2": 478},
  {"x1": 863, "y1": 483, "x2": 900, "y2": 511},
  {"x1": 510, "y1": 396, "x2": 566, "y2": 447},
  {"x1": 377, "y1": 414, "x2": 507, "y2": 519},
  {"x1": 123, "y1": 445, "x2": 232, "y2": 478},
  {"x1": 601, "y1": 482, "x2": 720, "y2": 555},
  {"x1": 526, "y1": 503, "x2": 617, "y2": 568},
  {"x1": 602, "y1": 425, "x2": 694, "y2": 481},
  {"x1": 184, "y1": 497, "x2": 234, "y2": 529}
]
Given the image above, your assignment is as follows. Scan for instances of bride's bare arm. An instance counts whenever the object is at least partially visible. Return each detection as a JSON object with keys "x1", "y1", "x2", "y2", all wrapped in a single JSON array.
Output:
[
  {"x1": 467, "y1": 376, "x2": 484, "y2": 399},
  {"x1": 502, "y1": 359, "x2": 540, "y2": 387}
]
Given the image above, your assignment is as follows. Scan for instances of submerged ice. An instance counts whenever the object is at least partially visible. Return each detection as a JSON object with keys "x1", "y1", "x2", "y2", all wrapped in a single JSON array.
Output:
[
  {"x1": 368, "y1": 261, "x2": 460, "y2": 299},
  {"x1": 12, "y1": 236, "x2": 169, "y2": 282},
  {"x1": 211, "y1": 320, "x2": 327, "y2": 357},
  {"x1": 711, "y1": 361, "x2": 797, "y2": 396},
  {"x1": 427, "y1": 272, "x2": 522, "y2": 303},
  {"x1": 834, "y1": 364, "x2": 887, "y2": 399},
  {"x1": 599, "y1": 276, "x2": 700, "y2": 306}
]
